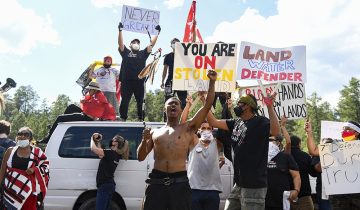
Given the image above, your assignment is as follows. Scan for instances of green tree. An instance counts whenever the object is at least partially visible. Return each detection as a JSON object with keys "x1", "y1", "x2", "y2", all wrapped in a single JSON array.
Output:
[
  {"x1": 337, "y1": 77, "x2": 360, "y2": 122},
  {"x1": 13, "y1": 85, "x2": 39, "y2": 116}
]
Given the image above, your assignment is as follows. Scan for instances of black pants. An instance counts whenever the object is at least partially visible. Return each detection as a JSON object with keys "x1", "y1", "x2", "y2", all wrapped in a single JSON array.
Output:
[
  {"x1": 120, "y1": 81, "x2": 144, "y2": 120},
  {"x1": 143, "y1": 169, "x2": 191, "y2": 210}
]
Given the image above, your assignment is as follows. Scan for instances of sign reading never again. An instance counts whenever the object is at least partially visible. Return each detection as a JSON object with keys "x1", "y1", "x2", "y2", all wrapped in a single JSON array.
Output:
[
  {"x1": 173, "y1": 42, "x2": 238, "y2": 92},
  {"x1": 240, "y1": 83, "x2": 307, "y2": 120},
  {"x1": 121, "y1": 5, "x2": 160, "y2": 35}
]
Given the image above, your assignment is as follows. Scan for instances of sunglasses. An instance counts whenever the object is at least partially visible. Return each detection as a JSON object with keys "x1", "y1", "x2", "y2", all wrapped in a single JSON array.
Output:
[{"x1": 17, "y1": 131, "x2": 31, "y2": 137}]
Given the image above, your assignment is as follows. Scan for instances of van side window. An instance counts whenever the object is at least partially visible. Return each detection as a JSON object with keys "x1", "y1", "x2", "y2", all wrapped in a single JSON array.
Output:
[{"x1": 58, "y1": 126, "x2": 144, "y2": 160}]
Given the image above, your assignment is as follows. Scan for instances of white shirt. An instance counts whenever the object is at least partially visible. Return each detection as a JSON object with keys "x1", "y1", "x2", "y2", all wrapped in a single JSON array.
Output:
[
  {"x1": 188, "y1": 139, "x2": 223, "y2": 192},
  {"x1": 92, "y1": 67, "x2": 120, "y2": 92}
]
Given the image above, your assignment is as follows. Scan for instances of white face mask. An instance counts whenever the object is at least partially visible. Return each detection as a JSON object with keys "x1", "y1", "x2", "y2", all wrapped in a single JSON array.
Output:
[
  {"x1": 200, "y1": 130, "x2": 213, "y2": 141},
  {"x1": 131, "y1": 43, "x2": 140, "y2": 51},
  {"x1": 171, "y1": 43, "x2": 175, "y2": 49},
  {"x1": 18, "y1": 139, "x2": 30, "y2": 148}
]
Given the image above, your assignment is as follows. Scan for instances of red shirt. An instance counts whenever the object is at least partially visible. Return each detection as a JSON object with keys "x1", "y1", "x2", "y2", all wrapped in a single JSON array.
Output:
[{"x1": 80, "y1": 91, "x2": 116, "y2": 120}]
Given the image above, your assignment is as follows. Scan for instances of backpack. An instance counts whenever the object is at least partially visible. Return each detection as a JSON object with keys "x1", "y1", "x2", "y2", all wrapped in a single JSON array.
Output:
[{"x1": 0, "y1": 138, "x2": 16, "y2": 165}]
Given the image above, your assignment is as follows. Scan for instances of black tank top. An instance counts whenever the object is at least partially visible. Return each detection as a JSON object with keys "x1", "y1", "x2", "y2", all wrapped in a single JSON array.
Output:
[{"x1": 12, "y1": 148, "x2": 30, "y2": 170}]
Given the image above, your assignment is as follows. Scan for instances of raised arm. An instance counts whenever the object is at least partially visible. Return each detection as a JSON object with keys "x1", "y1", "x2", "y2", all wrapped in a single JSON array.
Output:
[
  {"x1": 161, "y1": 64, "x2": 168, "y2": 89},
  {"x1": 147, "y1": 25, "x2": 161, "y2": 53},
  {"x1": 264, "y1": 93, "x2": 280, "y2": 136},
  {"x1": 88, "y1": 63, "x2": 97, "y2": 80},
  {"x1": 305, "y1": 120, "x2": 319, "y2": 156},
  {"x1": 188, "y1": 70, "x2": 217, "y2": 132},
  {"x1": 180, "y1": 95, "x2": 193, "y2": 123},
  {"x1": 280, "y1": 116, "x2": 291, "y2": 154},
  {"x1": 137, "y1": 127, "x2": 154, "y2": 161},
  {"x1": 118, "y1": 22, "x2": 125, "y2": 52},
  {"x1": 90, "y1": 133, "x2": 104, "y2": 158}
]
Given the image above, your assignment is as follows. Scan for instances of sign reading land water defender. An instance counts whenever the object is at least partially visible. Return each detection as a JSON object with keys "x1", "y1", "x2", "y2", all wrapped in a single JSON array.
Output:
[
  {"x1": 237, "y1": 42, "x2": 306, "y2": 83},
  {"x1": 240, "y1": 83, "x2": 307, "y2": 120},
  {"x1": 173, "y1": 42, "x2": 238, "y2": 92},
  {"x1": 121, "y1": 5, "x2": 160, "y2": 35}
]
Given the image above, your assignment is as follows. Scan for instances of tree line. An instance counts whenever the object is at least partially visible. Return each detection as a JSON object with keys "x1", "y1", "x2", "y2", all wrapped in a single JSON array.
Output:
[{"x1": 0, "y1": 77, "x2": 359, "y2": 151}]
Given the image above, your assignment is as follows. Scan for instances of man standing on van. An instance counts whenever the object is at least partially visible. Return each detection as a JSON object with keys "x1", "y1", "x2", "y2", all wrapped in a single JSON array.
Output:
[
  {"x1": 137, "y1": 70, "x2": 217, "y2": 210},
  {"x1": 90, "y1": 133, "x2": 129, "y2": 210}
]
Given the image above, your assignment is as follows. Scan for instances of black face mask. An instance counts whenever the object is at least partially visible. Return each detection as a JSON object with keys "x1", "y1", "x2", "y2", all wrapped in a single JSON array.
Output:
[
  {"x1": 103, "y1": 64, "x2": 111, "y2": 68},
  {"x1": 233, "y1": 105, "x2": 244, "y2": 117}
]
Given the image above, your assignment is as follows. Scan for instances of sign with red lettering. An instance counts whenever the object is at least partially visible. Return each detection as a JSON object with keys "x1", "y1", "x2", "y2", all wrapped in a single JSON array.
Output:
[
  {"x1": 173, "y1": 42, "x2": 237, "y2": 92},
  {"x1": 237, "y1": 42, "x2": 306, "y2": 83},
  {"x1": 121, "y1": 5, "x2": 160, "y2": 35},
  {"x1": 240, "y1": 83, "x2": 307, "y2": 120}
]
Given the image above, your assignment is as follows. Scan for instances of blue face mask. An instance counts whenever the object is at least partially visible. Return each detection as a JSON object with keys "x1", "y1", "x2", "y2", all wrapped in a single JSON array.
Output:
[{"x1": 17, "y1": 139, "x2": 30, "y2": 148}]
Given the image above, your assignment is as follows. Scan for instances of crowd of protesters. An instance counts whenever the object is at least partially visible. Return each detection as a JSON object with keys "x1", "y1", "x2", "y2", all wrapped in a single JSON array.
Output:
[{"x1": 2, "y1": 21, "x2": 360, "y2": 210}]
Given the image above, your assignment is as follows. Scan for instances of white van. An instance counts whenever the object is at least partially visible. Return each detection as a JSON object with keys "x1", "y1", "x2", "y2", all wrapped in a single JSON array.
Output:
[{"x1": 43, "y1": 121, "x2": 234, "y2": 210}]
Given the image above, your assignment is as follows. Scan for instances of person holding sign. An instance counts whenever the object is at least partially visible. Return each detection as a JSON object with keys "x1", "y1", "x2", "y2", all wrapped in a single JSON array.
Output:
[
  {"x1": 117, "y1": 22, "x2": 161, "y2": 121},
  {"x1": 305, "y1": 120, "x2": 360, "y2": 210},
  {"x1": 137, "y1": 70, "x2": 217, "y2": 210},
  {"x1": 207, "y1": 93, "x2": 280, "y2": 210},
  {"x1": 161, "y1": 38, "x2": 187, "y2": 112}
]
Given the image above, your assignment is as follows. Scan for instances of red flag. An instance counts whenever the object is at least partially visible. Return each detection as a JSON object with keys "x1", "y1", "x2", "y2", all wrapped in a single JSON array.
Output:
[{"x1": 183, "y1": 1, "x2": 203, "y2": 43}]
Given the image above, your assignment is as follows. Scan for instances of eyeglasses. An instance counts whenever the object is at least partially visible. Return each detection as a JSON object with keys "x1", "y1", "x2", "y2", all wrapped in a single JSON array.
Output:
[{"x1": 17, "y1": 131, "x2": 31, "y2": 138}]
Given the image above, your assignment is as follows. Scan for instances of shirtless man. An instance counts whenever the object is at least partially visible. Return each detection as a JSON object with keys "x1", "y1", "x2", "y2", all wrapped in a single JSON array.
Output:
[{"x1": 137, "y1": 70, "x2": 217, "y2": 210}]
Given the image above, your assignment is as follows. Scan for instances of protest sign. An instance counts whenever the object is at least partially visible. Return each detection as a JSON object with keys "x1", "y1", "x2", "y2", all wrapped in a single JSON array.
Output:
[
  {"x1": 121, "y1": 5, "x2": 160, "y2": 35},
  {"x1": 237, "y1": 42, "x2": 306, "y2": 83},
  {"x1": 240, "y1": 83, "x2": 306, "y2": 120},
  {"x1": 173, "y1": 42, "x2": 237, "y2": 92},
  {"x1": 321, "y1": 121, "x2": 343, "y2": 140},
  {"x1": 319, "y1": 141, "x2": 360, "y2": 195}
]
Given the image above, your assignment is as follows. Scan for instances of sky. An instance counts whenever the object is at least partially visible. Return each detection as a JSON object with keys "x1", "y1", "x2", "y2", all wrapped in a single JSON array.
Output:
[{"x1": 0, "y1": 0, "x2": 359, "y2": 108}]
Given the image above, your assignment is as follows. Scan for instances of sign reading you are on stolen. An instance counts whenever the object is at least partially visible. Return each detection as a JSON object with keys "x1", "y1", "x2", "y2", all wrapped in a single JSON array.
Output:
[
  {"x1": 319, "y1": 141, "x2": 360, "y2": 195},
  {"x1": 173, "y1": 42, "x2": 238, "y2": 92},
  {"x1": 121, "y1": 5, "x2": 160, "y2": 35}
]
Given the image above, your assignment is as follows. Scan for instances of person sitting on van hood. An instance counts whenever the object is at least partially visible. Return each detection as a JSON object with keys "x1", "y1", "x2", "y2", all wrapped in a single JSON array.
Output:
[
  {"x1": 41, "y1": 81, "x2": 116, "y2": 143},
  {"x1": 90, "y1": 132, "x2": 129, "y2": 210}
]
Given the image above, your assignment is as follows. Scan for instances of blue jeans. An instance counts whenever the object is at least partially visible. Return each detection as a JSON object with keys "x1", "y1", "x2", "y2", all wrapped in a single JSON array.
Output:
[
  {"x1": 225, "y1": 184, "x2": 267, "y2": 210},
  {"x1": 191, "y1": 189, "x2": 220, "y2": 210},
  {"x1": 317, "y1": 193, "x2": 332, "y2": 210},
  {"x1": 96, "y1": 182, "x2": 115, "y2": 210}
]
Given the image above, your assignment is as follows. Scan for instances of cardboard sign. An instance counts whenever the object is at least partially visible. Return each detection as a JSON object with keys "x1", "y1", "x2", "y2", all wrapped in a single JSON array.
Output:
[
  {"x1": 321, "y1": 121, "x2": 343, "y2": 140},
  {"x1": 121, "y1": 5, "x2": 160, "y2": 35},
  {"x1": 319, "y1": 141, "x2": 360, "y2": 195},
  {"x1": 172, "y1": 42, "x2": 237, "y2": 92},
  {"x1": 237, "y1": 41, "x2": 306, "y2": 83},
  {"x1": 240, "y1": 83, "x2": 306, "y2": 120}
]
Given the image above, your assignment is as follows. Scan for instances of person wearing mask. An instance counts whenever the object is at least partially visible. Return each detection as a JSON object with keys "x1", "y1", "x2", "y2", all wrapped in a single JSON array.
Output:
[
  {"x1": 289, "y1": 135, "x2": 316, "y2": 210},
  {"x1": 89, "y1": 56, "x2": 120, "y2": 117},
  {"x1": 90, "y1": 132, "x2": 129, "y2": 210},
  {"x1": 118, "y1": 22, "x2": 161, "y2": 121},
  {"x1": 207, "y1": 93, "x2": 280, "y2": 210},
  {"x1": 266, "y1": 136, "x2": 301, "y2": 210},
  {"x1": 0, "y1": 127, "x2": 49, "y2": 210},
  {"x1": 161, "y1": 38, "x2": 187, "y2": 114},
  {"x1": 305, "y1": 120, "x2": 360, "y2": 210}
]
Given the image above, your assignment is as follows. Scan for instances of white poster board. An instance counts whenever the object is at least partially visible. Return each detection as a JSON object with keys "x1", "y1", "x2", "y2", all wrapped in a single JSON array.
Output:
[
  {"x1": 121, "y1": 5, "x2": 160, "y2": 35},
  {"x1": 321, "y1": 121, "x2": 343, "y2": 140},
  {"x1": 319, "y1": 141, "x2": 360, "y2": 195},
  {"x1": 240, "y1": 83, "x2": 307, "y2": 120},
  {"x1": 173, "y1": 42, "x2": 237, "y2": 92},
  {"x1": 237, "y1": 41, "x2": 306, "y2": 83}
]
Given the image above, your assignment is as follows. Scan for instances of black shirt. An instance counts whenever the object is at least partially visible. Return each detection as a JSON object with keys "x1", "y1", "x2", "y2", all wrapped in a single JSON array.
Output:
[
  {"x1": 226, "y1": 116, "x2": 270, "y2": 188},
  {"x1": 266, "y1": 152, "x2": 299, "y2": 208},
  {"x1": 291, "y1": 147, "x2": 317, "y2": 197},
  {"x1": 119, "y1": 46, "x2": 150, "y2": 82},
  {"x1": 163, "y1": 52, "x2": 174, "y2": 85},
  {"x1": 96, "y1": 149, "x2": 121, "y2": 187}
]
